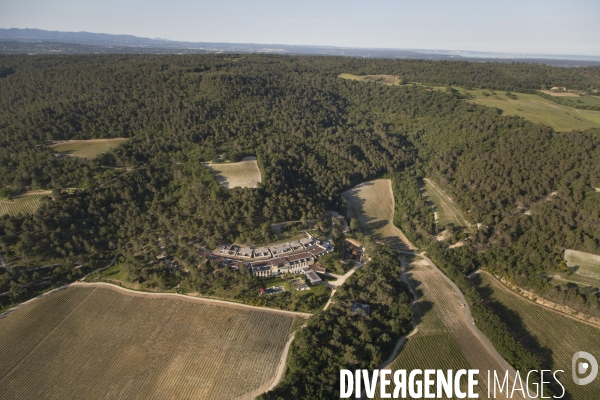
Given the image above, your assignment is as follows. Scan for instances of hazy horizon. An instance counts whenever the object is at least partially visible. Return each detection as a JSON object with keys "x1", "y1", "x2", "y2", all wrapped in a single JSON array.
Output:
[{"x1": 2, "y1": 0, "x2": 600, "y2": 56}]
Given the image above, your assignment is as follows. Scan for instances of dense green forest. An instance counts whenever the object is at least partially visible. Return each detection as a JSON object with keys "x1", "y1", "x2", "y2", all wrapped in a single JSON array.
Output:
[
  {"x1": 1, "y1": 54, "x2": 599, "y2": 398},
  {"x1": 259, "y1": 247, "x2": 413, "y2": 399}
]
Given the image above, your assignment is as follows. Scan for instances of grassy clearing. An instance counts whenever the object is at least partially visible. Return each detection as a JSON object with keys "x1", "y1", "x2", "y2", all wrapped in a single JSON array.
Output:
[
  {"x1": 49, "y1": 138, "x2": 128, "y2": 159},
  {"x1": 540, "y1": 91, "x2": 600, "y2": 107},
  {"x1": 338, "y1": 73, "x2": 401, "y2": 85},
  {"x1": 476, "y1": 272, "x2": 600, "y2": 399},
  {"x1": 342, "y1": 179, "x2": 415, "y2": 250},
  {"x1": 0, "y1": 286, "x2": 294, "y2": 399},
  {"x1": 423, "y1": 178, "x2": 474, "y2": 232},
  {"x1": 564, "y1": 249, "x2": 600, "y2": 285},
  {"x1": 204, "y1": 156, "x2": 262, "y2": 189},
  {"x1": 339, "y1": 74, "x2": 600, "y2": 131},
  {"x1": 383, "y1": 258, "x2": 506, "y2": 398},
  {"x1": 0, "y1": 191, "x2": 51, "y2": 216},
  {"x1": 466, "y1": 89, "x2": 600, "y2": 132}
]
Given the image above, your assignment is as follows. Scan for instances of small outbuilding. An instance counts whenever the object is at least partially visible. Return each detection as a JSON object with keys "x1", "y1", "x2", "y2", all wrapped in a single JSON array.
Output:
[{"x1": 305, "y1": 270, "x2": 322, "y2": 285}]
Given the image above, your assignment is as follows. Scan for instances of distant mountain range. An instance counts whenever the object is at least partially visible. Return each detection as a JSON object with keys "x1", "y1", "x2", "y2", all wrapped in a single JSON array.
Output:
[{"x1": 2, "y1": 28, "x2": 599, "y2": 66}]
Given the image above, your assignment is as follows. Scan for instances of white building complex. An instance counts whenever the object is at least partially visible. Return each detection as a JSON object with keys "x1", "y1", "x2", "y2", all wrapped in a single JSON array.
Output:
[{"x1": 214, "y1": 233, "x2": 333, "y2": 278}]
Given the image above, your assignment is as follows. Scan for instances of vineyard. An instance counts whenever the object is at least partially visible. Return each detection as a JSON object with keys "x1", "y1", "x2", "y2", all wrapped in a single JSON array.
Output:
[
  {"x1": 204, "y1": 156, "x2": 262, "y2": 189},
  {"x1": 49, "y1": 138, "x2": 128, "y2": 159},
  {"x1": 564, "y1": 249, "x2": 600, "y2": 286},
  {"x1": 0, "y1": 191, "x2": 50, "y2": 216},
  {"x1": 476, "y1": 272, "x2": 600, "y2": 399},
  {"x1": 422, "y1": 178, "x2": 474, "y2": 232},
  {"x1": 382, "y1": 257, "x2": 509, "y2": 399},
  {"x1": 342, "y1": 179, "x2": 415, "y2": 250},
  {"x1": 0, "y1": 285, "x2": 295, "y2": 400}
]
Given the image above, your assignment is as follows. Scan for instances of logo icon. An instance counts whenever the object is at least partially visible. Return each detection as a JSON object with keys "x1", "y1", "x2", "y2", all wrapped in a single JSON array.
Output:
[{"x1": 572, "y1": 351, "x2": 598, "y2": 385}]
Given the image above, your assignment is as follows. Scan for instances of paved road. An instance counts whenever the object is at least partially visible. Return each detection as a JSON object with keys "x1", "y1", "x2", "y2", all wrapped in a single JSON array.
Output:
[{"x1": 399, "y1": 251, "x2": 522, "y2": 387}]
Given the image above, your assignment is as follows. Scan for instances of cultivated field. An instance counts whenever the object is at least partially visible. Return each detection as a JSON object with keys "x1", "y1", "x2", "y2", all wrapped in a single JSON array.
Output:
[
  {"x1": 466, "y1": 89, "x2": 600, "y2": 131},
  {"x1": 0, "y1": 191, "x2": 51, "y2": 216},
  {"x1": 475, "y1": 272, "x2": 600, "y2": 399},
  {"x1": 422, "y1": 178, "x2": 474, "y2": 232},
  {"x1": 204, "y1": 156, "x2": 262, "y2": 189},
  {"x1": 383, "y1": 257, "x2": 512, "y2": 399},
  {"x1": 0, "y1": 285, "x2": 295, "y2": 400},
  {"x1": 342, "y1": 179, "x2": 415, "y2": 250},
  {"x1": 338, "y1": 73, "x2": 401, "y2": 85},
  {"x1": 49, "y1": 138, "x2": 128, "y2": 159},
  {"x1": 564, "y1": 249, "x2": 600, "y2": 285}
]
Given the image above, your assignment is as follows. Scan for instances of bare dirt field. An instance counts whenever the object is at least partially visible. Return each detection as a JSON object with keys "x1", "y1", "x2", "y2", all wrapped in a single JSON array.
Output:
[
  {"x1": 475, "y1": 272, "x2": 600, "y2": 399},
  {"x1": 0, "y1": 285, "x2": 295, "y2": 400},
  {"x1": 342, "y1": 179, "x2": 415, "y2": 250},
  {"x1": 49, "y1": 138, "x2": 128, "y2": 159},
  {"x1": 204, "y1": 156, "x2": 262, "y2": 189},
  {"x1": 381, "y1": 257, "x2": 516, "y2": 399}
]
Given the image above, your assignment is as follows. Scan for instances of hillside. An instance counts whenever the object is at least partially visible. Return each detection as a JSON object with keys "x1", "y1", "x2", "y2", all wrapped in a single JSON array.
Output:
[{"x1": 1, "y1": 54, "x2": 599, "y2": 398}]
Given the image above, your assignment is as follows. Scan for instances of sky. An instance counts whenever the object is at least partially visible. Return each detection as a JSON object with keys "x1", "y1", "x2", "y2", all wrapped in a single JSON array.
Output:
[{"x1": 1, "y1": 0, "x2": 600, "y2": 56}]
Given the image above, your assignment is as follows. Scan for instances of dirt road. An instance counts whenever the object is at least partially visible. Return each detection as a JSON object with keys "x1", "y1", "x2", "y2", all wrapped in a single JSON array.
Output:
[{"x1": 400, "y1": 251, "x2": 525, "y2": 398}]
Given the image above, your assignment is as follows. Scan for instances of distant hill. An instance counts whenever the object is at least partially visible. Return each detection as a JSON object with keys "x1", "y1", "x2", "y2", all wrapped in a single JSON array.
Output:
[{"x1": 1, "y1": 28, "x2": 599, "y2": 66}]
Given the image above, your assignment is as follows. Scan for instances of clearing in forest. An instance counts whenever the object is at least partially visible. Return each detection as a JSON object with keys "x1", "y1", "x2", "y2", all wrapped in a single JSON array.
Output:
[
  {"x1": 564, "y1": 249, "x2": 600, "y2": 285},
  {"x1": 0, "y1": 285, "x2": 295, "y2": 400},
  {"x1": 422, "y1": 178, "x2": 474, "y2": 232},
  {"x1": 49, "y1": 138, "x2": 128, "y2": 159},
  {"x1": 342, "y1": 179, "x2": 415, "y2": 250},
  {"x1": 0, "y1": 190, "x2": 51, "y2": 216},
  {"x1": 475, "y1": 272, "x2": 600, "y2": 400},
  {"x1": 466, "y1": 89, "x2": 600, "y2": 132},
  {"x1": 381, "y1": 257, "x2": 512, "y2": 399},
  {"x1": 204, "y1": 156, "x2": 262, "y2": 189},
  {"x1": 338, "y1": 73, "x2": 401, "y2": 85}
]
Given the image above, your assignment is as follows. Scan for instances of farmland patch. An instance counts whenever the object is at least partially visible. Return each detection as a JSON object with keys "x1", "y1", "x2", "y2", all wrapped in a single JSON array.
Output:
[
  {"x1": 564, "y1": 249, "x2": 600, "y2": 285},
  {"x1": 342, "y1": 179, "x2": 415, "y2": 250},
  {"x1": 0, "y1": 285, "x2": 295, "y2": 399},
  {"x1": 49, "y1": 138, "x2": 128, "y2": 159},
  {"x1": 422, "y1": 178, "x2": 474, "y2": 233},
  {"x1": 475, "y1": 272, "x2": 600, "y2": 399},
  {"x1": 383, "y1": 257, "x2": 508, "y2": 398},
  {"x1": 0, "y1": 190, "x2": 51, "y2": 216},
  {"x1": 466, "y1": 89, "x2": 600, "y2": 131},
  {"x1": 204, "y1": 156, "x2": 262, "y2": 189}
]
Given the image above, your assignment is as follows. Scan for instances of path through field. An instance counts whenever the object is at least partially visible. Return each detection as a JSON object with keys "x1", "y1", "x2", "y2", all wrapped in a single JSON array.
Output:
[
  {"x1": 382, "y1": 253, "x2": 523, "y2": 399},
  {"x1": 342, "y1": 179, "x2": 415, "y2": 250},
  {"x1": 0, "y1": 284, "x2": 297, "y2": 400},
  {"x1": 423, "y1": 178, "x2": 473, "y2": 231}
]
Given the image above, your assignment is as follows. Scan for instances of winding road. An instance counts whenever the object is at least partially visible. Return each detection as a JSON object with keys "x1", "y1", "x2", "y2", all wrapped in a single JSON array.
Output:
[{"x1": 399, "y1": 251, "x2": 525, "y2": 394}]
